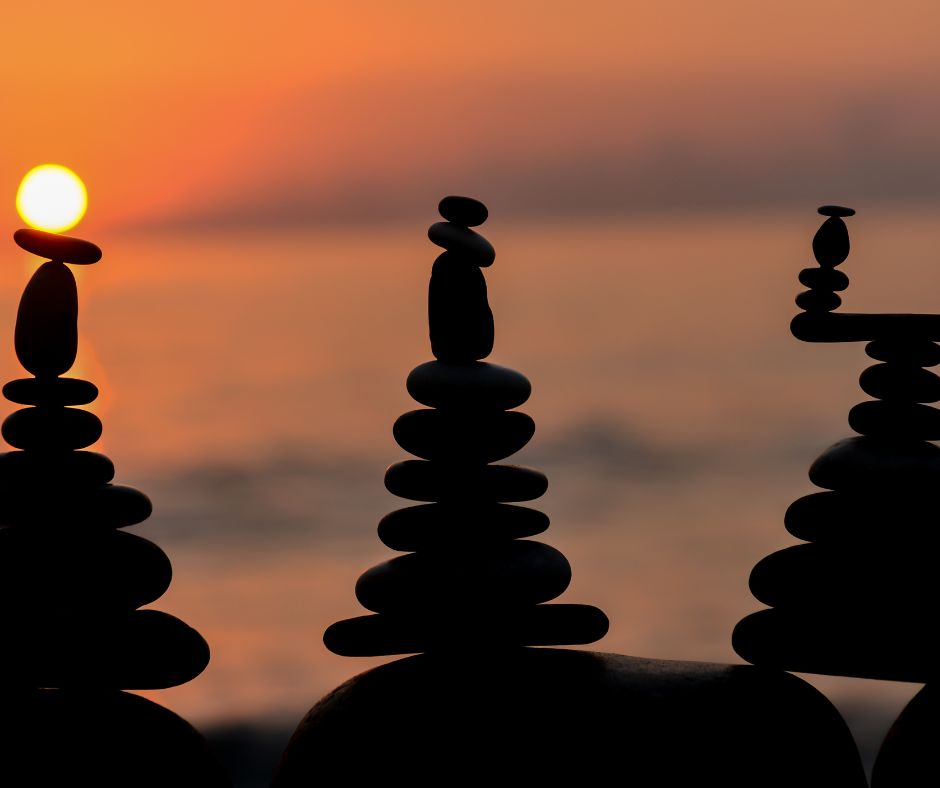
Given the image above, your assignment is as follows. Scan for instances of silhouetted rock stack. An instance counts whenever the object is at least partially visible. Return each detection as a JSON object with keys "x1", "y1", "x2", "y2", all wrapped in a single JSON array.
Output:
[
  {"x1": 275, "y1": 199, "x2": 867, "y2": 787},
  {"x1": 0, "y1": 229, "x2": 225, "y2": 786},
  {"x1": 324, "y1": 196, "x2": 608, "y2": 655}
]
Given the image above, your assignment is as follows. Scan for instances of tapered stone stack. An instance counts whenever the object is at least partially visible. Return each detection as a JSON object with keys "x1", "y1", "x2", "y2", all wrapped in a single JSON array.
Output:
[
  {"x1": 733, "y1": 206, "x2": 938, "y2": 786},
  {"x1": 0, "y1": 229, "x2": 224, "y2": 786},
  {"x1": 324, "y1": 196, "x2": 608, "y2": 655}
]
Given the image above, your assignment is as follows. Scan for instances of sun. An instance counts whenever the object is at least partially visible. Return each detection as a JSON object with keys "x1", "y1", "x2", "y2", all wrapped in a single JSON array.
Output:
[{"x1": 16, "y1": 164, "x2": 88, "y2": 233}]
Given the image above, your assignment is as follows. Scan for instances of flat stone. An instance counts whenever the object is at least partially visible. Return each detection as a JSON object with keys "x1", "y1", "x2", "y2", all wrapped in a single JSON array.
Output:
[
  {"x1": 0, "y1": 529, "x2": 171, "y2": 610},
  {"x1": 808, "y1": 436, "x2": 940, "y2": 490},
  {"x1": 818, "y1": 205, "x2": 855, "y2": 217},
  {"x1": 14, "y1": 229, "x2": 102, "y2": 265},
  {"x1": 15, "y1": 261, "x2": 78, "y2": 377},
  {"x1": 860, "y1": 363, "x2": 940, "y2": 402},
  {"x1": 323, "y1": 604, "x2": 610, "y2": 656},
  {"x1": 785, "y1": 490, "x2": 939, "y2": 542},
  {"x1": 0, "y1": 609, "x2": 210, "y2": 689},
  {"x1": 792, "y1": 311, "x2": 940, "y2": 343},
  {"x1": 355, "y1": 540, "x2": 571, "y2": 614},
  {"x1": 428, "y1": 222, "x2": 495, "y2": 267},
  {"x1": 276, "y1": 649, "x2": 865, "y2": 787},
  {"x1": 0, "y1": 450, "x2": 115, "y2": 489},
  {"x1": 795, "y1": 289, "x2": 841, "y2": 311},
  {"x1": 733, "y1": 607, "x2": 936, "y2": 682},
  {"x1": 429, "y1": 252, "x2": 494, "y2": 362},
  {"x1": 849, "y1": 400, "x2": 940, "y2": 440},
  {"x1": 393, "y1": 409, "x2": 534, "y2": 463},
  {"x1": 797, "y1": 267, "x2": 850, "y2": 291},
  {"x1": 3, "y1": 377, "x2": 98, "y2": 406},
  {"x1": 385, "y1": 460, "x2": 548, "y2": 502},
  {"x1": 2, "y1": 406, "x2": 102, "y2": 450},
  {"x1": 0, "y1": 483, "x2": 152, "y2": 528},
  {"x1": 872, "y1": 685, "x2": 936, "y2": 788},
  {"x1": 406, "y1": 361, "x2": 531, "y2": 410},
  {"x1": 812, "y1": 217, "x2": 850, "y2": 268},
  {"x1": 438, "y1": 196, "x2": 488, "y2": 227},
  {"x1": 866, "y1": 339, "x2": 940, "y2": 367},
  {"x1": 378, "y1": 503, "x2": 549, "y2": 551}
]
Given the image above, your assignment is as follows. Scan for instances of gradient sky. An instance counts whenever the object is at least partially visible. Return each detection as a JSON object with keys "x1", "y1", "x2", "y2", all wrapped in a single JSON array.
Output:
[{"x1": 3, "y1": 1, "x2": 940, "y2": 232}]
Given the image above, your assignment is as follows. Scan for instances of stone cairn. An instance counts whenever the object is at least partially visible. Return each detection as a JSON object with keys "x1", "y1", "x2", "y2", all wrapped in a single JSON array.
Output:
[
  {"x1": 324, "y1": 195, "x2": 608, "y2": 656},
  {"x1": 733, "y1": 206, "x2": 936, "y2": 785},
  {"x1": 0, "y1": 228, "x2": 209, "y2": 690}
]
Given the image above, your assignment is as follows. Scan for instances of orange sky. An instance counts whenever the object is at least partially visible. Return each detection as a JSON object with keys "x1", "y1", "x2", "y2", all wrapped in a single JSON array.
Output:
[{"x1": 2, "y1": 1, "x2": 940, "y2": 232}]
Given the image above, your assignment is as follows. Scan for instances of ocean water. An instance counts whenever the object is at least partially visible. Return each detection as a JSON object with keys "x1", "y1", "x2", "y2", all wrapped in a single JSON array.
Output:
[{"x1": 2, "y1": 208, "x2": 936, "y2": 777}]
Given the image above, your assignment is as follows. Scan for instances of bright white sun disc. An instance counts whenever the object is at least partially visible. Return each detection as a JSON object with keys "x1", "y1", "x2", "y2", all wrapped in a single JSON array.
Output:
[{"x1": 16, "y1": 164, "x2": 87, "y2": 233}]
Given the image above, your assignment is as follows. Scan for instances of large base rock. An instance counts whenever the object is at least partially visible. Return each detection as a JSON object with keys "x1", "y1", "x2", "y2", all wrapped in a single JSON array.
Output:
[{"x1": 273, "y1": 649, "x2": 865, "y2": 786}]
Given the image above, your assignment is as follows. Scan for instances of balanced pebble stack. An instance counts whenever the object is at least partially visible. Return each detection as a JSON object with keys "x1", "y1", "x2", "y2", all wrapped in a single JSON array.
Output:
[{"x1": 324, "y1": 196, "x2": 608, "y2": 656}]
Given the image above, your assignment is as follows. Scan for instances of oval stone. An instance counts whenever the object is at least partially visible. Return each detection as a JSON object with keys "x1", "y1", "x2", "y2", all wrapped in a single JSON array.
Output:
[
  {"x1": 429, "y1": 252, "x2": 494, "y2": 362},
  {"x1": 795, "y1": 290, "x2": 841, "y2": 312},
  {"x1": 0, "y1": 450, "x2": 114, "y2": 489},
  {"x1": 849, "y1": 400, "x2": 940, "y2": 440},
  {"x1": 866, "y1": 340, "x2": 940, "y2": 367},
  {"x1": 385, "y1": 460, "x2": 548, "y2": 502},
  {"x1": 797, "y1": 268, "x2": 849, "y2": 291},
  {"x1": 859, "y1": 364, "x2": 940, "y2": 403},
  {"x1": 438, "y1": 196, "x2": 488, "y2": 227},
  {"x1": 0, "y1": 483, "x2": 152, "y2": 529},
  {"x1": 355, "y1": 540, "x2": 572, "y2": 614},
  {"x1": 808, "y1": 436, "x2": 940, "y2": 490},
  {"x1": 2, "y1": 377, "x2": 98, "y2": 406},
  {"x1": 818, "y1": 205, "x2": 855, "y2": 217},
  {"x1": 14, "y1": 229, "x2": 102, "y2": 265},
  {"x1": 378, "y1": 504, "x2": 549, "y2": 551},
  {"x1": 428, "y1": 222, "x2": 495, "y2": 267},
  {"x1": 406, "y1": 361, "x2": 531, "y2": 410},
  {"x1": 14, "y1": 261, "x2": 78, "y2": 377},
  {"x1": 2, "y1": 407, "x2": 102, "y2": 451},
  {"x1": 393, "y1": 409, "x2": 535, "y2": 463},
  {"x1": 812, "y1": 217, "x2": 850, "y2": 267}
]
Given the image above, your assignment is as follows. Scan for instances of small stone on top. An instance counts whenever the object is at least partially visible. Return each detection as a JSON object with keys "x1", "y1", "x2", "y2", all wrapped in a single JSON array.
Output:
[
  {"x1": 439, "y1": 196, "x2": 488, "y2": 227},
  {"x1": 818, "y1": 205, "x2": 855, "y2": 218},
  {"x1": 14, "y1": 229, "x2": 102, "y2": 265}
]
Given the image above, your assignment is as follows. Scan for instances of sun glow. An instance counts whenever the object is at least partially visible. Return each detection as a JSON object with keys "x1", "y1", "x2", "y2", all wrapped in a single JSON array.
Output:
[{"x1": 16, "y1": 164, "x2": 87, "y2": 232}]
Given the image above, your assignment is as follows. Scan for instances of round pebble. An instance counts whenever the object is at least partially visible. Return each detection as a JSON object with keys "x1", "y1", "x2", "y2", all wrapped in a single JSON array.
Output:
[
  {"x1": 15, "y1": 261, "x2": 78, "y2": 378},
  {"x1": 795, "y1": 290, "x2": 841, "y2": 312},
  {"x1": 866, "y1": 340, "x2": 940, "y2": 367},
  {"x1": 2, "y1": 407, "x2": 102, "y2": 451},
  {"x1": 406, "y1": 361, "x2": 531, "y2": 410},
  {"x1": 798, "y1": 268, "x2": 850, "y2": 291},
  {"x1": 849, "y1": 400, "x2": 940, "y2": 440},
  {"x1": 818, "y1": 205, "x2": 855, "y2": 217},
  {"x1": 438, "y1": 196, "x2": 488, "y2": 227},
  {"x1": 393, "y1": 409, "x2": 534, "y2": 463},
  {"x1": 385, "y1": 460, "x2": 548, "y2": 502},
  {"x1": 812, "y1": 217, "x2": 850, "y2": 267},
  {"x1": 859, "y1": 364, "x2": 940, "y2": 403},
  {"x1": 14, "y1": 229, "x2": 102, "y2": 265},
  {"x1": 0, "y1": 450, "x2": 114, "y2": 489},
  {"x1": 428, "y1": 222, "x2": 496, "y2": 267},
  {"x1": 429, "y1": 252, "x2": 494, "y2": 362},
  {"x1": 0, "y1": 483, "x2": 153, "y2": 529},
  {"x1": 3, "y1": 377, "x2": 98, "y2": 406},
  {"x1": 808, "y1": 436, "x2": 940, "y2": 490},
  {"x1": 785, "y1": 490, "x2": 939, "y2": 542}
]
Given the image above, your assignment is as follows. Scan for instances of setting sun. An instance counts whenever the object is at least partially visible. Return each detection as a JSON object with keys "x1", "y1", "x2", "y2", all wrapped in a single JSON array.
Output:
[{"x1": 16, "y1": 164, "x2": 87, "y2": 232}]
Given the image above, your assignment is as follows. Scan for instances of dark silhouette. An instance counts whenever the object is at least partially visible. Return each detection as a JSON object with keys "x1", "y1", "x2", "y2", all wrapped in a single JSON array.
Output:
[
  {"x1": 274, "y1": 198, "x2": 866, "y2": 786},
  {"x1": 0, "y1": 229, "x2": 226, "y2": 786},
  {"x1": 733, "y1": 207, "x2": 936, "y2": 786}
]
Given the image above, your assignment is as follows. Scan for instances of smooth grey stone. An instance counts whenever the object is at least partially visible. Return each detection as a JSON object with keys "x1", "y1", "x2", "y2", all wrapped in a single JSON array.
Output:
[
  {"x1": 15, "y1": 261, "x2": 78, "y2": 377},
  {"x1": 849, "y1": 400, "x2": 940, "y2": 440},
  {"x1": 859, "y1": 363, "x2": 940, "y2": 402},
  {"x1": 866, "y1": 339, "x2": 940, "y2": 367},
  {"x1": 355, "y1": 540, "x2": 571, "y2": 614},
  {"x1": 808, "y1": 436, "x2": 940, "y2": 490},
  {"x1": 0, "y1": 450, "x2": 114, "y2": 489},
  {"x1": 13, "y1": 229, "x2": 102, "y2": 265},
  {"x1": 792, "y1": 311, "x2": 940, "y2": 343},
  {"x1": 378, "y1": 503, "x2": 549, "y2": 551},
  {"x1": 277, "y1": 649, "x2": 864, "y2": 787},
  {"x1": 872, "y1": 685, "x2": 936, "y2": 788},
  {"x1": 0, "y1": 483, "x2": 152, "y2": 528},
  {"x1": 393, "y1": 409, "x2": 534, "y2": 463},
  {"x1": 438, "y1": 196, "x2": 488, "y2": 227},
  {"x1": 812, "y1": 217, "x2": 850, "y2": 268},
  {"x1": 429, "y1": 252, "x2": 494, "y2": 362},
  {"x1": 785, "y1": 490, "x2": 939, "y2": 542},
  {"x1": 406, "y1": 361, "x2": 531, "y2": 410},
  {"x1": 385, "y1": 460, "x2": 548, "y2": 502},
  {"x1": 795, "y1": 289, "x2": 841, "y2": 312},
  {"x1": 2, "y1": 406, "x2": 102, "y2": 450},
  {"x1": 3, "y1": 377, "x2": 98, "y2": 406},
  {"x1": 0, "y1": 529, "x2": 171, "y2": 611},
  {"x1": 0, "y1": 609, "x2": 210, "y2": 689},
  {"x1": 323, "y1": 605, "x2": 609, "y2": 656},
  {"x1": 818, "y1": 205, "x2": 855, "y2": 217},
  {"x1": 428, "y1": 222, "x2": 495, "y2": 267},
  {"x1": 798, "y1": 267, "x2": 849, "y2": 291},
  {"x1": 733, "y1": 607, "x2": 935, "y2": 682}
]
